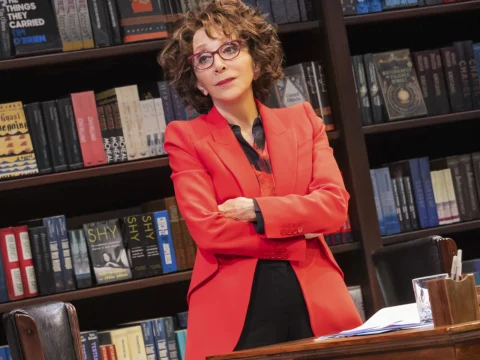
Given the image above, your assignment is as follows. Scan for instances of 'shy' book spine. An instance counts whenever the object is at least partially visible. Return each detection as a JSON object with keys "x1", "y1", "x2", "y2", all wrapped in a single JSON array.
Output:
[
  {"x1": 140, "y1": 213, "x2": 163, "y2": 277},
  {"x1": 122, "y1": 215, "x2": 149, "y2": 279}
]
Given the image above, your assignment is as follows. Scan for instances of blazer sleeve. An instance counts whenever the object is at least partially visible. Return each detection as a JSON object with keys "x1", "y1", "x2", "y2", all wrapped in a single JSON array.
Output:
[
  {"x1": 163, "y1": 121, "x2": 306, "y2": 260},
  {"x1": 254, "y1": 102, "x2": 350, "y2": 239}
]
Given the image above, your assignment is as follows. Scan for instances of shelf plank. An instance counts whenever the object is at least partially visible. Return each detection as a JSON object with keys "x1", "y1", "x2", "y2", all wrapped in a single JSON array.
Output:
[
  {"x1": 0, "y1": 157, "x2": 169, "y2": 192},
  {"x1": 0, "y1": 271, "x2": 192, "y2": 314},
  {"x1": 0, "y1": 21, "x2": 319, "y2": 71},
  {"x1": 0, "y1": 132, "x2": 339, "y2": 192},
  {"x1": 363, "y1": 110, "x2": 480, "y2": 135},
  {"x1": 330, "y1": 242, "x2": 361, "y2": 254},
  {"x1": 383, "y1": 220, "x2": 480, "y2": 246},
  {"x1": 344, "y1": 0, "x2": 480, "y2": 25}
]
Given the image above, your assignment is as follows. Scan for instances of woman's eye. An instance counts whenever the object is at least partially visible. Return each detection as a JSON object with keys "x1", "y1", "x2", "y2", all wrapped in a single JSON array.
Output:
[
  {"x1": 222, "y1": 45, "x2": 237, "y2": 54},
  {"x1": 198, "y1": 55, "x2": 211, "y2": 64}
]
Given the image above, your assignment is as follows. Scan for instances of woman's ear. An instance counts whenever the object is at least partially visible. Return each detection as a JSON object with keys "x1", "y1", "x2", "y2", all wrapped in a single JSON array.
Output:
[
  {"x1": 253, "y1": 62, "x2": 260, "y2": 81},
  {"x1": 197, "y1": 82, "x2": 209, "y2": 96}
]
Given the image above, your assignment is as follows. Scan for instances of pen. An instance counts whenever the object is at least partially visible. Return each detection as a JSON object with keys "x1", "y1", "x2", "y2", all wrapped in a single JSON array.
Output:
[
  {"x1": 451, "y1": 255, "x2": 457, "y2": 279},
  {"x1": 456, "y1": 249, "x2": 462, "y2": 281}
]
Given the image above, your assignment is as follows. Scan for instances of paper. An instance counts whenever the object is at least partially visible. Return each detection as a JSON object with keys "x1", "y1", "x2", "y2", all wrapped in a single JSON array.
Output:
[{"x1": 315, "y1": 303, "x2": 430, "y2": 341}]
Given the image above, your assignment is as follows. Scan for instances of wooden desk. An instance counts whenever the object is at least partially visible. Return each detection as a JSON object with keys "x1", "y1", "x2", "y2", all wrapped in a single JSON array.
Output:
[{"x1": 207, "y1": 321, "x2": 480, "y2": 360}]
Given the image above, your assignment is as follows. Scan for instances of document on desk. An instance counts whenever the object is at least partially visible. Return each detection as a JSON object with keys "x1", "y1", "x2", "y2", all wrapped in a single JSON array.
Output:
[{"x1": 315, "y1": 303, "x2": 431, "y2": 341}]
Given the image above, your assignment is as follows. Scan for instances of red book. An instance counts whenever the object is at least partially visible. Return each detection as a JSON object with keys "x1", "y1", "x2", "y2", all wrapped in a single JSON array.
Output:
[
  {"x1": 100, "y1": 345, "x2": 109, "y2": 360},
  {"x1": 107, "y1": 345, "x2": 117, "y2": 360},
  {"x1": 341, "y1": 215, "x2": 354, "y2": 243},
  {"x1": 12, "y1": 225, "x2": 38, "y2": 297},
  {"x1": 0, "y1": 227, "x2": 25, "y2": 300},
  {"x1": 71, "y1": 91, "x2": 107, "y2": 167}
]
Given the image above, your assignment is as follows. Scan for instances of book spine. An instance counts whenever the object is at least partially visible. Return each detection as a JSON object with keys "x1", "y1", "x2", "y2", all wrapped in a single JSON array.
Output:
[
  {"x1": 123, "y1": 215, "x2": 149, "y2": 279},
  {"x1": 100, "y1": 346, "x2": 109, "y2": 360},
  {"x1": 459, "y1": 154, "x2": 480, "y2": 219},
  {"x1": 352, "y1": 55, "x2": 373, "y2": 126},
  {"x1": 403, "y1": 175, "x2": 419, "y2": 230},
  {"x1": 446, "y1": 156, "x2": 468, "y2": 221},
  {"x1": 141, "y1": 321, "x2": 158, "y2": 360},
  {"x1": 443, "y1": 169, "x2": 461, "y2": 223},
  {"x1": 370, "y1": 169, "x2": 386, "y2": 235},
  {"x1": 75, "y1": 0, "x2": 95, "y2": 48},
  {"x1": 71, "y1": 229, "x2": 93, "y2": 288},
  {"x1": 107, "y1": 345, "x2": 117, "y2": 360},
  {"x1": 81, "y1": 332, "x2": 93, "y2": 360},
  {"x1": 140, "y1": 100, "x2": 161, "y2": 157},
  {"x1": 428, "y1": 50, "x2": 451, "y2": 115},
  {"x1": 33, "y1": 226, "x2": 56, "y2": 295},
  {"x1": 153, "y1": 99, "x2": 167, "y2": 155},
  {"x1": 441, "y1": 47, "x2": 465, "y2": 112},
  {"x1": 87, "y1": 331, "x2": 101, "y2": 360},
  {"x1": 408, "y1": 159, "x2": 430, "y2": 228},
  {"x1": 157, "y1": 81, "x2": 176, "y2": 124},
  {"x1": 463, "y1": 41, "x2": 480, "y2": 109},
  {"x1": 364, "y1": 53, "x2": 385, "y2": 124},
  {"x1": 105, "y1": 0, "x2": 122, "y2": 45},
  {"x1": 0, "y1": 238, "x2": 8, "y2": 302},
  {"x1": 472, "y1": 152, "x2": 480, "y2": 210},
  {"x1": 301, "y1": 63, "x2": 320, "y2": 117},
  {"x1": 86, "y1": 0, "x2": 112, "y2": 47},
  {"x1": 375, "y1": 167, "x2": 401, "y2": 235},
  {"x1": 24, "y1": 103, "x2": 53, "y2": 174},
  {"x1": 418, "y1": 157, "x2": 439, "y2": 227},
  {"x1": 162, "y1": 317, "x2": 178, "y2": 360},
  {"x1": 12, "y1": 226, "x2": 38, "y2": 298},
  {"x1": 111, "y1": 103, "x2": 128, "y2": 162},
  {"x1": 0, "y1": 1, "x2": 12, "y2": 58},
  {"x1": 53, "y1": 0, "x2": 73, "y2": 51},
  {"x1": 56, "y1": 98, "x2": 84, "y2": 169},
  {"x1": 43, "y1": 217, "x2": 65, "y2": 292},
  {"x1": 97, "y1": 105, "x2": 114, "y2": 163},
  {"x1": 41, "y1": 101, "x2": 69, "y2": 172},
  {"x1": 453, "y1": 41, "x2": 474, "y2": 111},
  {"x1": 165, "y1": 197, "x2": 188, "y2": 271},
  {"x1": 71, "y1": 93, "x2": 95, "y2": 167},
  {"x1": 141, "y1": 214, "x2": 163, "y2": 277},
  {"x1": 55, "y1": 216, "x2": 76, "y2": 291},
  {"x1": 65, "y1": 0, "x2": 84, "y2": 50},
  {"x1": 413, "y1": 51, "x2": 436, "y2": 116},
  {"x1": 152, "y1": 319, "x2": 171, "y2": 360},
  {"x1": 0, "y1": 228, "x2": 25, "y2": 300},
  {"x1": 104, "y1": 104, "x2": 121, "y2": 162},
  {"x1": 129, "y1": 85, "x2": 149, "y2": 158},
  {"x1": 390, "y1": 176, "x2": 407, "y2": 232},
  {"x1": 153, "y1": 211, "x2": 178, "y2": 273},
  {"x1": 116, "y1": 87, "x2": 138, "y2": 160}
]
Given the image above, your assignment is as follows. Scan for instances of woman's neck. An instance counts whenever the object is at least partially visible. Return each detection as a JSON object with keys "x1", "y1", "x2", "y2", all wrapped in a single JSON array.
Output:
[{"x1": 214, "y1": 89, "x2": 258, "y2": 130}]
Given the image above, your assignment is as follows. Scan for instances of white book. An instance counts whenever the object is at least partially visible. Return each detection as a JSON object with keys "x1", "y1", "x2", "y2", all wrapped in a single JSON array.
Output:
[
  {"x1": 140, "y1": 99, "x2": 161, "y2": 157},
  {"x1": 153, "y1": 99, "x2": 167, "y2": 155}
]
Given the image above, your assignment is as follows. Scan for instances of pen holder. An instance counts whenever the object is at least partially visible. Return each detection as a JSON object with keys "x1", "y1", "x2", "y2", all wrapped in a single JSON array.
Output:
[{"x1": 427, "y1": 274, "x2": 480, "y2": 327}]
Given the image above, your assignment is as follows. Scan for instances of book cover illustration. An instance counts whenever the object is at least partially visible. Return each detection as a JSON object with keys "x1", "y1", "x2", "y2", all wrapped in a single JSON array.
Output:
[
  {"x1": 374, "y1": 49, "x2": 427, "y2": 121},
  {"x1": 83, "y1": 219, "x2": 132, "y2": 285},
  {"x1": 115, "y1": 0, "x2": 168, "y2": 43},
  {"x1": 0, "y1": 101, "x2": 38, "y2": 179},
  {"x1": 5, "y1": 0, "x2": 62, "y2": 56},
  {"x1": 274, "y1": 66, "x2": 309, "y2": 108}
]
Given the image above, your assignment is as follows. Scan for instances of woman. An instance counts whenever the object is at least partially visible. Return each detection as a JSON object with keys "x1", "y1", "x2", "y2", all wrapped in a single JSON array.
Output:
[{"x1": 160, "y1": 1, "x2": 362, "y2": 359}]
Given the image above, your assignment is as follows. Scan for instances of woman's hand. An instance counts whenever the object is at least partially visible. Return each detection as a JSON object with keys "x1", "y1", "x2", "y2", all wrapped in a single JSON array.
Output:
[{"x1": 218, "y1": 197, "x2": 256, "y2": 222}]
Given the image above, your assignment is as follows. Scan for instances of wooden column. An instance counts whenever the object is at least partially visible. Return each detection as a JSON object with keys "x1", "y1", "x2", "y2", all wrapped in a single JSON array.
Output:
[{"x1": 315, "y1": 0, "x2": 385, "y2": 315}]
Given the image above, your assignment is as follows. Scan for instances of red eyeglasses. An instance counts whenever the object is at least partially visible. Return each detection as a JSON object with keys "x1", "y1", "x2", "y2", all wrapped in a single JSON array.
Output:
[{"x1": 188, "y1": 39, "x2": 247, "y2": 70}]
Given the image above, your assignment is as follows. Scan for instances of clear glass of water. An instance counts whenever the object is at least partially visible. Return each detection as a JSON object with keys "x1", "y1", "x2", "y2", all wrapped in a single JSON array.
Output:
[{"x1": 412, "y1": 273, "x2": 449, "y2": 323}]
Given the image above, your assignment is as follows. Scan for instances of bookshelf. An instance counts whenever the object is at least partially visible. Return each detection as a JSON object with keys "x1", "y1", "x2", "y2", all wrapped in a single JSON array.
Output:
[{"x1": 1, "y1": 0, "x2": 479, "y2": 342}]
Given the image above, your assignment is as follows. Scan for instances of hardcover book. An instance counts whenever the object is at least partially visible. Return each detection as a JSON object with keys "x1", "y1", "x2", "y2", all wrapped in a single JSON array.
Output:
[
  {"x1": 373, "y1": 49, "x2": 427, "y2": 121},
  {"x1": 0, "y1": 101, "x2": 38, "y2": 179},
  {"x1": 83, "y1": 219, "x2": 132, "y2": 285},
  {"x1": 6, "y1": 0, "x2": 62, "y2": 56}
]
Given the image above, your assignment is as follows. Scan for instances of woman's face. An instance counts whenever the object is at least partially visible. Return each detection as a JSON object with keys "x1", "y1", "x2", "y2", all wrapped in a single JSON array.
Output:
[{"x1": 192, "y1": 27, "x2": 256, "y2": 105}]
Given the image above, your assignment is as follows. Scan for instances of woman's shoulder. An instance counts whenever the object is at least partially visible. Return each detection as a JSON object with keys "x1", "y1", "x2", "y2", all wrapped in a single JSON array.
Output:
[{"x1": 164, "y1": 115, "x2": 210, "y2": 145}]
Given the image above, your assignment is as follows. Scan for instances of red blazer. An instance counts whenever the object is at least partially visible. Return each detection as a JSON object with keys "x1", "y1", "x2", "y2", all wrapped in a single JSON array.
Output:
[{"x1": 164, "y1": 100, "x2": 363, "y2": 360}]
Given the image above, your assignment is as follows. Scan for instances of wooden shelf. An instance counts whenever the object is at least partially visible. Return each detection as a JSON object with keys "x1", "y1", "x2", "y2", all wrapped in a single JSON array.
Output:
[
  {"x1": 362, "y1": 110, "x2": 480, "y2": 135},
  {"x1": 0, "y1": 271, "x2": 192, "y2": 314},
  {"x1": 0, "y1": 157, "x2": 169, "y2": 192},
  {"x1": 0, "y1": 21, "x2": 319, "y2": 71},
  {"x1": 330, "y1": 242, "x2": 361, "y2": 254},
  {"x1": 383, "y1": 219, "x2": 480, "y2": 246},
  {"x1": 344, "y1": 0, "x2": 480, "y2": 25}
]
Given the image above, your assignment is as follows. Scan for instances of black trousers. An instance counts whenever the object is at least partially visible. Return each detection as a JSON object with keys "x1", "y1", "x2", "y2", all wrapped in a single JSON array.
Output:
[{"x1": 234, "y1": 260, "x2": 314, "y2": 351}]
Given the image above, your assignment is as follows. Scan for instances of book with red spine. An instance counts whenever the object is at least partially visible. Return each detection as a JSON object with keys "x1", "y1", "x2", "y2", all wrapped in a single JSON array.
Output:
[
  {"x1": 12, "y1": 225, "x2": 38, "y2": 297},
  {"x1": 0, "y1": 227, "x2": 25, "y2": 300}
]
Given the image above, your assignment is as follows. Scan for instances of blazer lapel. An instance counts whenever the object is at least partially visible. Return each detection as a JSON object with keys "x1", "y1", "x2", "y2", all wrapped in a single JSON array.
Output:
[
  {"x1": 207, "y1": 106, "x2": 261, "y2": 198},
  {"x1": 257, "y1": 100, "x2": 297, "y2": 196}
]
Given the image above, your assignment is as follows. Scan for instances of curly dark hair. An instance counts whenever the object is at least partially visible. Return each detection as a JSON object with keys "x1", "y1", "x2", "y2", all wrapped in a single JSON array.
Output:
[{"x1": 158, "y1": 0, "x2": 284, "y2": 115}]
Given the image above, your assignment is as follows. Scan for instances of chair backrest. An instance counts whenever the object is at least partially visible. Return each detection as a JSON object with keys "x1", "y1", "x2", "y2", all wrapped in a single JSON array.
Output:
[
  {"x1": 372, "y1": 235, "x2": 457, "y2": 307},
  {"x1": 2, "y1": 302, "x2": 83, "y2": 360}
]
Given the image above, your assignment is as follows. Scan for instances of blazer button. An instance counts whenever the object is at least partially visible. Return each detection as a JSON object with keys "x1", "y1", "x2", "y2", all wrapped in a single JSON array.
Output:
[
  {"x1": 298, "y1": 227, "x2": 303, "y2": 233},
  {"x1": 292, "y1": 229, "x2": 298, "y2": 235},
  {"x1": 286, "y1": 230, "x2": 291, "y2": 235},
  {"x1": 280, "y1": 230, "x2": 286, "y2": 236},
  {"x1": 282, "y1": 254, "x2": 288, "y2": 259}
]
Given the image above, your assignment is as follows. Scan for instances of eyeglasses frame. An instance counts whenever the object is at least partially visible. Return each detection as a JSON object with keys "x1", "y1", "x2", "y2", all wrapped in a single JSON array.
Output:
[{"x1": 188, "y1": 39, "x2": 247, "y2": 70}]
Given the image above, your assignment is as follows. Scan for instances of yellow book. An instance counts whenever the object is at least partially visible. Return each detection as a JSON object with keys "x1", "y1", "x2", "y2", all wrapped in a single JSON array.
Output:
[{"x1": 0, "y1": 102, "x2": 38, "y2": 179}]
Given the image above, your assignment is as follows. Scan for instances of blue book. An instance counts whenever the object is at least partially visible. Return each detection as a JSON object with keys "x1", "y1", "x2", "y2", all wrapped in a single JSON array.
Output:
[
  {"x1": 370, "y1": 169, "x2": 386, "y2": 236},
  {"x1": 153, "y1": 211, "x2": 178, "y2": 273},
  {"x1": 408, "y1": 158, "x2": 430, "y2": 229},
  {"x1": 54, "y1": 215, "x2": 76, "y2": 291},
  {"x1": 141, "y1": 321, "x2": 159, "y2": 360},
  {"x1": 152, "y1": 318, "x2": 170, "y2": 360},
  {"x1": 0, "y1": 346, "x2": 8, "y2": 360},
  {"x1": 474, "y1": 43, "x2": 480, "y2": 88},
  {"x1": 175, "y1": 330, "x2": 186, "y2": 360},
  {"x1": 368, "y1": 0, "x2": 382, "y2": 12},
  {"x1": 375, "y1": 167, "x2": 401, "y2": 235},
  {"x1": 43, "y1": 217, "x2": 65, "y2": 292},
  {"x1": 357, "y1": 0, "x2": 370, "y2": 13},
  {"x1": 418, "y1": 157, "x2": 440, "y2": 227}
]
